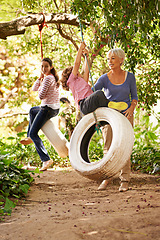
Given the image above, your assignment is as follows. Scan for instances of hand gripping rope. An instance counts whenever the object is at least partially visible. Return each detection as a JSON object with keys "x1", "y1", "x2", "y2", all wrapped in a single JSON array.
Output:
[{"x1": 77, "y1": 11, "x2": 101, "y2": 134}]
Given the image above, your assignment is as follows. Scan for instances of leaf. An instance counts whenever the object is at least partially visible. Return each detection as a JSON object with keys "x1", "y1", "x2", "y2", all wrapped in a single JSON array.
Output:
[
  {"x1": 147, "y1": 132, "x2": 157, "y2": 141},
  {"x1": 17, "y1": 132, "x2": 27, "y2": 137},
  {"x1": 34, "y1": 167, "x2": 40, "y2": 173},
  {"x1": 7, "y1": 137, "x2": 15, "y2": 140},
  {"x1": 19, "y1": 184, "x2": 30, "y2": 194},
  {"x1": 4, "y1": 198, "x2": 16, "y2": 213}
]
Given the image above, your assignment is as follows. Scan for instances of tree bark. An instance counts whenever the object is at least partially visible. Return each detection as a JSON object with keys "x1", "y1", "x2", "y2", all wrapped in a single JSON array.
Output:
[{"x1": 0, "y1": 13, "x2": 88, "y2": 40}]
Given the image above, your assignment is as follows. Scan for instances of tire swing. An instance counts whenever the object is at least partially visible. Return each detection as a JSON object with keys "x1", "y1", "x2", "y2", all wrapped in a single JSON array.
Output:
[
  {"x1": 69, "y1": 107, "x2": 134, "y2": 181},
  {"x1": 37, "y1": 14, "x2": 69, "y2": 158},
  {"x1": 41, "y1": 119, "x2": 69, "y2": 158}
]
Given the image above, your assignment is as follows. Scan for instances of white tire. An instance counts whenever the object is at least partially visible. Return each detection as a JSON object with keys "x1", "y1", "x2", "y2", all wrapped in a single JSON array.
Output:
[
  {"x1": 69, "y1": 107, "x2": 134, "y2": 181},
  {"x1": 41, "y1": 119, "x2": 69, "y2": 158}
]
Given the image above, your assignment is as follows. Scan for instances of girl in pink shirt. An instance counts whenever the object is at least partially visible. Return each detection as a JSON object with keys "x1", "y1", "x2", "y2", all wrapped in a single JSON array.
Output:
[
  {"x1": 20, "y1": 58, "x2": 60, "y2": 171},
  {"x1": 60, "y1": 42, "x2": 128, "y2": 116}
]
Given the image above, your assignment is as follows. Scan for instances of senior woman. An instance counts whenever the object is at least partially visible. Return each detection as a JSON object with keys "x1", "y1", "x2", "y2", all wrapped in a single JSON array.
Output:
[{"x1": 94, "y1": 48, "x2": 138, "y2": 192}]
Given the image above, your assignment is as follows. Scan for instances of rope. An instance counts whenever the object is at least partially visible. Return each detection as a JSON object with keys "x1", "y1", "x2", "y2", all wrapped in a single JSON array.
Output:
[
  {"x1": 77, "y1": 11, "x2": 101, "y2": 134},
  {"x1": 77, "y1": 11, "x2": 95, "y2": 92},
  {"x1": 38, "y1": 13, "x2": 48, "y2": 59}
]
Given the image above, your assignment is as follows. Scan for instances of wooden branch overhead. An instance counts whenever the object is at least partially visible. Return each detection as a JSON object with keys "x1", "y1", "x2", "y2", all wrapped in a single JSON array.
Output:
[{"x1": 0, "y1": 13, "x2": 89, "y2": 40}]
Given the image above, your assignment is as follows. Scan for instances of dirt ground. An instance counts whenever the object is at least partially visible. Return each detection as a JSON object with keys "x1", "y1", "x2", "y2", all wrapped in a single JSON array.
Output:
[{"x1": 0, "y1": 167, "x2": 160, "y2": 240}]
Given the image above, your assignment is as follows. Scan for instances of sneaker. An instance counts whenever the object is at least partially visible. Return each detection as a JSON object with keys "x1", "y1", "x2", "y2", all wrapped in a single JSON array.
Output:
[
  {"x1": 108, "y1": 101, "x2": 128, "y2": 111},
  {"x1": 39, "y1": 159, "x2": 53, "y2": 171},
  {"x1": 119, "y1": 181, "x2": 129, "y2": 192},
  {"x1": 98, "y1": 180, "x2": 109, "y2": 190},
  {"x1": 20, "y1": 137, "x2": 33, "y2": 145}
]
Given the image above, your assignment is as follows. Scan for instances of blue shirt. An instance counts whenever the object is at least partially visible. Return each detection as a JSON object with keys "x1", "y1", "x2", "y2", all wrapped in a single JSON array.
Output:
[{"x1": 93, "y1": 72, "x2": 138, "y2": 109}]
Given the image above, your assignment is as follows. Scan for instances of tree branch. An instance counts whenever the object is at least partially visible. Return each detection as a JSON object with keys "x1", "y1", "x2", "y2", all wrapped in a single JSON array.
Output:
[
  {"x1": 0, "y1": 112, "x2": 28, "y2": 119},
  {"x1": 56, "y1": 24, "x2": 79, "y2": 51},
  {"x1": 0, "y1": 13, "x2": 89, "y2": 40},
  {"x1": 0, "y1": 88, "x2": 17, "y2": 109}
]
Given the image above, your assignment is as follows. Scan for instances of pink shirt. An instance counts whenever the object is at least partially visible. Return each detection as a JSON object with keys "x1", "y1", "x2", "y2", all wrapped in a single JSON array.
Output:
[
  {"x1": 32, "y1": 74, "x2": 60, "y2": 109},
  {"x1": 67, "y1": 73, "x2": 93, "y2": 106}
]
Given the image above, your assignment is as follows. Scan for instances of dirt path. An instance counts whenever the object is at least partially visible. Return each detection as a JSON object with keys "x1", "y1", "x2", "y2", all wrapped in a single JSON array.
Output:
[{"x1": 1, "y1": 168, "x2": 160, "y2": 240}]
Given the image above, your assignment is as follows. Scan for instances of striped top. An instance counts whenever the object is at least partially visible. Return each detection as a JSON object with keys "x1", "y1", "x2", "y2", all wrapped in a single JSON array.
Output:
[{"x1": 32, "y1": 74, "x2": 60, "y2": 109}]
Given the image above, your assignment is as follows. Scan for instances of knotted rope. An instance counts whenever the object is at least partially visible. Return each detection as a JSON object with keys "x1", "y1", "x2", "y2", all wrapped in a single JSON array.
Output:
[{"x1": 38, "y1": 13, "x2": 48, "y2": 59}]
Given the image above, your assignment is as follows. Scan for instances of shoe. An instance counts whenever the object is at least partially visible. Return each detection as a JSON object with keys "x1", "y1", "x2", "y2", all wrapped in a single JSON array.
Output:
[
  {"x1": 39, "y1": 159, "x2": 53, "y2": 171},
  {"x1": 20, "y1": 137, "x2": 33, "y2": 145},
  {"x1": 108, "y1": 101, "x2": 128, "y2": 111},
  {"x1": 119, "y1": 182, "x2": 129, "y2": 192},
  {"x1": 98, "y1": 180, "x2": 109, "y2": 190}
]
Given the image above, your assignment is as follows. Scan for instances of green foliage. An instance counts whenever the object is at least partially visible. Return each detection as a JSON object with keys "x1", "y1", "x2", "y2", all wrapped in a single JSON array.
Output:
[
  {"x1": 0, "y1": 130, "x2": 70, "y2": 219},
  {"x1": 136, "y1": 64, "x2": 160, "y2": 112},
  {"x1": 0, "y1": 3, "x2": 159, "y2": 219},
  {"x1": 0, "y1": 0, "x2": 22, "y2": 21},
  {"x1": 88, "y1": 131, "x2": 104, "y2": 162},
  {"x1": 131, "y1": 147, "x2": 160, "y2": 174},
  {"x1": 0, "y1": 148, "x2": 34, "y2": 218},
  {"x1": 0, "y1": 132, "x2": 70, "y2": 168},
  {"x1": 0, "y1": 0, "x2": 159, "y2": 114},
  {"x1": 71, "y1": 0, "x2": 160, "y2": 113},
  {"x1": 59, "y1": 104, "x2": 77, "y2": 140},
  {"x1": 131, "y1": 110, "x2": 160, "y2": 174}
]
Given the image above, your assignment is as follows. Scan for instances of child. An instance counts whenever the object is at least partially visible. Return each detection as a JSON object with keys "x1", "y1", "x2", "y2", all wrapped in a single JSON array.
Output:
[
  {"x1": 20, "y1": 58, "x2": 60, "y2": 171},
  {"x1": 60, "y1": 42, "x2": 128, "y2": 117}
]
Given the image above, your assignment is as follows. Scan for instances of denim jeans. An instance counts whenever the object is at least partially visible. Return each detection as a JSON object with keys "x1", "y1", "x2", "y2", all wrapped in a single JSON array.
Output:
[{"x1": 27, "y1": 106, "x2": 59, "y2": 162}]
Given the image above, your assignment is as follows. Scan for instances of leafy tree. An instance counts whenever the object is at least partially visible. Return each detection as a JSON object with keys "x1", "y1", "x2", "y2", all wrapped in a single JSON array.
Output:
[
  {"x1": 0, "y1": 0, "x2": 159, "y2": 115},
  {"x1": 71, "y1": 0, "x2": 160, "y2": 112}
]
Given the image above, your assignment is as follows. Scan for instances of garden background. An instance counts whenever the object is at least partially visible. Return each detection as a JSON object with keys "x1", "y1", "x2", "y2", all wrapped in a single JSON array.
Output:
[{"x1": 0, "y1": 0, "x2": 159, "y2": 220}]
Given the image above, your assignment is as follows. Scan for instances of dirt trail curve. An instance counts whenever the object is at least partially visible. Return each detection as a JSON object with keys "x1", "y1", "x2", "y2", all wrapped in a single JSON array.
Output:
[{"x1": 1, "y1": 168, "x2": 160, "y2": 240}]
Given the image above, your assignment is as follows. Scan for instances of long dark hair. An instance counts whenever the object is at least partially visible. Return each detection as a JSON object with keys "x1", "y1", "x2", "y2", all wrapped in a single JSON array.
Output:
[
  {"x1": 42, "y1": 58, "x2": 59, "y2": 87},
  {"x1": 60, "y1": 66, "x2": 73, "y2": 91}
]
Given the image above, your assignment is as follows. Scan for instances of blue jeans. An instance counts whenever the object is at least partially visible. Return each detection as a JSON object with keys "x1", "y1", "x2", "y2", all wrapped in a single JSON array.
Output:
[{"x1": 27, "y1": 106, "x2": 59, "y2": 162}]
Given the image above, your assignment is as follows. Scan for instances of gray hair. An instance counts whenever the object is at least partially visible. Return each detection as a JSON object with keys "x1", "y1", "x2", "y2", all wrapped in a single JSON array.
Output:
[{"x1": 107, "y1": 48, "x2": 125, "y2": 65}]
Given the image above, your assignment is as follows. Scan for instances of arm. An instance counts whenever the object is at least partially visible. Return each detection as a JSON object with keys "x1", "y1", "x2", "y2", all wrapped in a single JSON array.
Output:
[
  {"x1": 32, "y1": 79, "x2": 41, "y2": 91},
  {"x1": 32, "y1": 72, "x2": 44, "y2": 91},
  {"x1": 124, "y1": 74, "x2": 138, "y2": 119},
  {"x1": 72, "y1": 42, "x2": 86, "y2": 76},
  {"x1": 92, "y1": 75, "x2": 105, "y2": 91},
  {"x1": 38, "y1": 76, "x2": 52, "y2": 100},
  {"x1": 82, "y1": 49, "x2": 90, "y2": 83},
  {"x1": 124, "y1": 99, "x2": 138, "y2": 119}
]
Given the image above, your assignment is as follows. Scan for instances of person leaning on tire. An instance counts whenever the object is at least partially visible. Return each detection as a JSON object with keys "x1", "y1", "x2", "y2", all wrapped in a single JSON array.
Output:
[{"x1": 93, "y1": 48, "x2": 138, "y2": 192}]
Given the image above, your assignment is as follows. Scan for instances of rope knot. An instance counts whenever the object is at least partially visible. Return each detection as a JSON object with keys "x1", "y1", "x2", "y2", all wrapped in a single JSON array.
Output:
[{"x1": 38, "y1": 13, "x2": 48, "y2": 59}]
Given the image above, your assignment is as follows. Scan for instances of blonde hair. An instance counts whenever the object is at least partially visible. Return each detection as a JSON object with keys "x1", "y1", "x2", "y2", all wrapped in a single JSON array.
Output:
[{"x1": 107, "y1": 48, "x2": 125, "y2": 65}]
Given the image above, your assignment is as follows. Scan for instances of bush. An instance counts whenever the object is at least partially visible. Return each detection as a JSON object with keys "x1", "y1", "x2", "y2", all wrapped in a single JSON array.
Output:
[
  {"x1": 0, "y1": 147, "x2": 35, "y2": 218},
  {"x1": 131, "y1": 112, "x2": 160, "y2": 174}
]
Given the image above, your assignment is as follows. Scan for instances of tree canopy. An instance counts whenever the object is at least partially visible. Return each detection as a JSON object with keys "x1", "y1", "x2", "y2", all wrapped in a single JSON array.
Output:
[{"x1": 0, "y1": 0, "x2": 159, "y2": 115}]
